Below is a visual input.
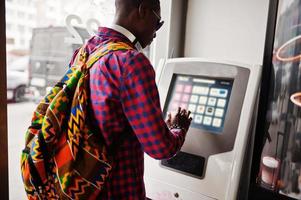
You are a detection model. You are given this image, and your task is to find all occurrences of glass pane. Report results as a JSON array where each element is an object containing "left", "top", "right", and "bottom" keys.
[
  {"left": 5, "top": 1, "right": 120, "bottom": 199},
  {"left": 257, "top": 1, "right": 301, "bottom": 199}
]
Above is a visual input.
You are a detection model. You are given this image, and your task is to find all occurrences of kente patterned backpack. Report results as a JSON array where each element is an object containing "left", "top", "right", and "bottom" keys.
[{"left": 20, "top": 41, "right": 132, "bottom": 199}]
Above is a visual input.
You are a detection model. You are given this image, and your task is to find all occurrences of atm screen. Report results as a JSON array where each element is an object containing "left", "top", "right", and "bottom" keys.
[{"left": 164, "top": 74, "right": 233, "bottom": 134}]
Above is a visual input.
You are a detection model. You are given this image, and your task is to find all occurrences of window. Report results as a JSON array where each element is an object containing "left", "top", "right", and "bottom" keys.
[
  {"left": 6, "top": 23, "right": 12, "bottom": 31},
  {"left": 5, "top": 1, "right": 155, "bottom": 198},
  {"left": 5, "top": 2, "right": 116, "bottom": 199},
  {"left": 17, "top": 25, "right": 25, "bottom": 32},
  {"left": 17, "top": 11, "right": 25, "bottom": 18},
  {"left": 20, "top": 38, "right": 25, "bottom": 45},
  {"left": 5, "top": 8, "right": 14, "bottom": 16}
]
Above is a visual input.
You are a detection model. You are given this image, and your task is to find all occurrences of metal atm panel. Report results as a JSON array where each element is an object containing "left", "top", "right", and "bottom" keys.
[{"left": 145, "top": 58, "right": 262, "bottom": 200}]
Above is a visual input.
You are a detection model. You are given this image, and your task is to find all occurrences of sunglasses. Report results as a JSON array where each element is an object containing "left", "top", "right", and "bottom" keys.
[
  {"left": 151, "top": 9, "right": 164, "bottom": 31},
  {"left": 136, "top": 0, "right": 164, "bottom": 31}
]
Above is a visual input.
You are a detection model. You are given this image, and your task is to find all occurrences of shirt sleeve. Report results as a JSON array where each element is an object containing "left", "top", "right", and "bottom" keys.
[{"left": 120, "top": 52, "right": 185, "bottom": 159}]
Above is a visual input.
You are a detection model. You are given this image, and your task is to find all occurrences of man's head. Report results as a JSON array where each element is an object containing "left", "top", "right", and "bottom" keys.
[{"left": 114, "top": 0, "right": 163, "bottom": 48}]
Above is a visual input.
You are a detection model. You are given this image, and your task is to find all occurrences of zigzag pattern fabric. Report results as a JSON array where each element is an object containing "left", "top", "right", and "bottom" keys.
[{"left": 21, "top": 42, "right": 133, "bottom": 199}]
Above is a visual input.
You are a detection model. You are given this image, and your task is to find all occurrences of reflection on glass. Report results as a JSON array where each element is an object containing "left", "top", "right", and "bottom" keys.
[
  {"left": 291, "top": 92, "right": 301, "bottom": 107},
  {"left": 258, "top": 0, "right": 301, "bottom": 199},
  {"left": 259, "top": 156, "right": 281, "bottom": 190},
  {"left": 5, "top": 1, "right": 116, "bottom": 199}
]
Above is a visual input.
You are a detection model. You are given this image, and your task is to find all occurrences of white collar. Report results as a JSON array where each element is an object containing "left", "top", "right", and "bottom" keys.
[{"left": 109, "top": 24, "right": 143, "bottom": 52}]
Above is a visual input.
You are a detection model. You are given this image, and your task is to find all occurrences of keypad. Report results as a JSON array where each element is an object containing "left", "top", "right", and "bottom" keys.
[{"left": 166, "top": 75, "right": 233, "bottom": 134}]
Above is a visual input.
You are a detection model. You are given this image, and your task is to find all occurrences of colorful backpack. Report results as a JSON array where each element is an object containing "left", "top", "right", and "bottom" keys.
[{"left": 20, "top": 41, "right": 132, "bottom": 199}]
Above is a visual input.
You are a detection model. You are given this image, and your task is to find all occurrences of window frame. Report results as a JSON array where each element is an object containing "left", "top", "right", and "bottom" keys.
[{"left": 0, "top": 0, "right": 9, "bottom": 199}]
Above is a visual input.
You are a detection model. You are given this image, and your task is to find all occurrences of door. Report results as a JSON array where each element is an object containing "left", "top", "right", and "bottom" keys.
[{"left": 252, "top": 0, "right": 301, "bottom": 199}]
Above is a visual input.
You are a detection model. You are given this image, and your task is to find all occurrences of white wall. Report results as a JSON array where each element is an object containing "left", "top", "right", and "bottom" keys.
[
  {"left": 150, "top": 0, "right": 173, "bottom": 69},
  {"left": 184, "top": 0, "right": 269, "bottom": 65},
  {"left": 151, "top": 0, "right": 187, "bottom": 69}
]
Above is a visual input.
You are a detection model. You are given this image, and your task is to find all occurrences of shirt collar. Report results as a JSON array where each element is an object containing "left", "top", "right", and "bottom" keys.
[{"left": 108, "top": 24, "right": 143, "bottom": 52}]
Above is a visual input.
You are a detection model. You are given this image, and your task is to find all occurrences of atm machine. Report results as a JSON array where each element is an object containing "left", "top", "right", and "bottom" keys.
[{"left": 144, "top": 58, "right": 262, "bottom": 200}]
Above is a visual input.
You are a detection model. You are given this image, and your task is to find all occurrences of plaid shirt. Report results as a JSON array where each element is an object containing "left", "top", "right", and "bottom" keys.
[{"left": 73, "top": 27, "right": 185, "bottom": 200}]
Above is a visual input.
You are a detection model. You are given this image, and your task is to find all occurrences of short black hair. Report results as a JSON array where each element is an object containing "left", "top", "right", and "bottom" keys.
[
  {"left": 136, "top": 0, "right": 160, "bottom": 7},
  {"left": 115, "top": 0, "right": 160, "bottom": 11}
]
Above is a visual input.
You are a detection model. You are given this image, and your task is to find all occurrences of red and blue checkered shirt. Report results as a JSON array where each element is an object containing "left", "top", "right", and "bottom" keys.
[{"left": 73, "top": 27, "right": 185, "bottom": 199}]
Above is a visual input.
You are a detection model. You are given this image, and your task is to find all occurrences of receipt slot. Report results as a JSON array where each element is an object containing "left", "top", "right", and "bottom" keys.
[{"left": 145, "top": 58, "right": 261, "bottom": 200}]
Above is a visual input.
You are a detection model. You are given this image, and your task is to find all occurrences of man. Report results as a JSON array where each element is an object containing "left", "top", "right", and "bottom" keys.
[{"left": 83, "top": 0, "right": 192, "bottom": 199}]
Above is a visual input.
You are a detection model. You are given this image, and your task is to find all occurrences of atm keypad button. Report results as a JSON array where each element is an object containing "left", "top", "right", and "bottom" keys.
[
  {"left": 180, "top": 103, "right": 188, "bottom": 109},
  {"left": 174, "top": 93, "right": 182, "bottom": 101},
  {"left": 190, "top": 95, "right": 199, "bottom": 103},
  {"left": 171, "top": 102, "right": 179, "bottom": 110},
  {"left": 203, "top": 117, "right": 212, "bottom": 125},
  {"left": 196, "top": 105, "right": 205, "bottom": 114},
  {"left": 212, "top": 118, "right": 222, "bottom": 127},
  {"left": 188, "top": 104, "right": 196, "bottom": 113},
  {"left": 217, "top": 99, "right": 226, "bottom": 107},
  {"left": 176, "top": 84, "right": 184, "bottom": 92},
  {"left": 207, "top": 97, "right": 217, "bottom": 106},
  {"left": 184, "top": 85, "right": 192, "bottom": 93},
  {"left": 218, "top": 89, "right": 228, "bottom": 97},
  {"left": 181, "top": 94, "right": 190, "bottom": 102},
  {"left": 205, "top": 107, "right": 214, "bottom": 116},
  {"left": 199, "top": 96, "right": 207, "bottom": 104},
  {"left": 215, "top": 108, "right": 224, "bottom": 117},
  {"left": 194, "top": 115, "right": 203, "bottom": 124},
  {"left": 210, "top": 88, "right": 228, "bottom": 98},
  {"left": 192, "top": 86, "right": 209, "bottom": 95}
]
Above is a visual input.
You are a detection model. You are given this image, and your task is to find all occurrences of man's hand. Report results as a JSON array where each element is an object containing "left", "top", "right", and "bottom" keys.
[{"left": 166, "top": 107, "right": 192, "bottom": 133}]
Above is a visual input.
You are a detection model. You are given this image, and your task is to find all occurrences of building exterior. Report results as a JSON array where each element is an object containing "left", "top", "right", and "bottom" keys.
[
  {"left": 6, "top": 0, "right": 38, "bottom": 53},
  {"left": 5, "top": 0, "right": 115, "bottom": 55}
]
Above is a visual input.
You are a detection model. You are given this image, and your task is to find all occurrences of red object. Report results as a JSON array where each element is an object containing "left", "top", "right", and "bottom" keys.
[
  {"left": 69, "top": 27, "right": 186, "bottom": 199},
  {"left": 290, "top": 92, "right": 301, "bottom": 107}
]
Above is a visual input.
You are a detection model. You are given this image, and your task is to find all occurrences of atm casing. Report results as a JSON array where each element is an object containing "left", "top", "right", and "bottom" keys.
[{"left": 145, "top": 58, "right": 262, "bottom": 200}]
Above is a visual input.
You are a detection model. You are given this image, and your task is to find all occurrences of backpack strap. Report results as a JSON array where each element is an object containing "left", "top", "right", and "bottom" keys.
[
  {"left": 84, "top": 41, "right": 133, "bottom": 69},
  {"left": 82, "top": 42, "right": 134, "bottom": 155},
  {"left": 59, "top": 42, "right": 133, "bottom": 85}
]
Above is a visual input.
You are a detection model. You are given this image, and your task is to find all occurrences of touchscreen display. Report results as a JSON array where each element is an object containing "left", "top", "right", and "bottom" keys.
[{"left": 164, "top": 74, "right": 233, "bottom": 134}]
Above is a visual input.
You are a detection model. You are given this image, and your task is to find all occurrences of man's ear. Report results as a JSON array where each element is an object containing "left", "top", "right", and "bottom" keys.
[{"left": 138, "top": 2, "right": 147, "bottom": 19}]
